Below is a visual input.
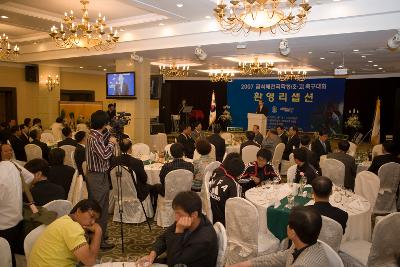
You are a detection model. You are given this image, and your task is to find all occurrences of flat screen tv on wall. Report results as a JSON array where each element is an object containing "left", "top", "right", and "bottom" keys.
[{"left": 106, "top": 72, "right": 136, "bottom": 99}]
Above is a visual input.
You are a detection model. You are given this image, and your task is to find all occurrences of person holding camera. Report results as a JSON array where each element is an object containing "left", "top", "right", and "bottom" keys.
[{"left": 86, "top": 110, "right": 117, "bottom": 250}]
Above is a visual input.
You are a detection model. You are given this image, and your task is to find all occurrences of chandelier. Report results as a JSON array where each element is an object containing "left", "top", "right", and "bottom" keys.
[
  {"left": 278, "top": 69, "right": 307, "bottom": 82},
  {"left": 214, "top": 0, "right": 312, "bottom": 34},
  {"left": 46, "top": 75, "right": 60, "bottom": 92},
  {"left": 159, "top": 64, "right": 190, "bottom": 78},
  {"left": 238, "top": 57, "right": 274, "bottom": 76},
  {"left": 49, "top": 0, "right": 119, "bottom": 50},
  {"left": 209, "top": 70, "right": 235, "bottom": 82},
  {"left": 0, "top": 33, "right": 20, "bottom": 61}
]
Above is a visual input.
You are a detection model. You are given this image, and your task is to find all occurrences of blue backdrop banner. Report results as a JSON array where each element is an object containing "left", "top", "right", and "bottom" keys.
[{"left": 227, "top": 78, "right": 346, "bottom": 133}]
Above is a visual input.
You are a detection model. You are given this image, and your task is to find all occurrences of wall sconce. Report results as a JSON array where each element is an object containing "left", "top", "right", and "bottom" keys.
[{"left": 46, "top": 75, "right": 59, "bottom": 92}]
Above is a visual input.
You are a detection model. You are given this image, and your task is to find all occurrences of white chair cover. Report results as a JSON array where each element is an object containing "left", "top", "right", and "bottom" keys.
[
  {"left": 280, "top": 152, "right": 296, "bottom": 176},
  {"left": 220, "top": 133, "right": 234, "bottom": 144},
  {"left": 371, "top": 144, "right": 383, "bottom": 160},
  {"left": 132, "top": 143, "right": 150, "bottom": 159},
  {"left": 214, "top": 222, "right": 228, "bottom": 267},
  {"left": 153, "top": 133, "right": 168, "bottom": 153},
  {"left": 51, "top": 123, "right": 63, "bottom": 141},
  {"left": 110, "top": 167, "right": 154, "bottom": 223},
  {"left": 241, "top": 145, "right": 260, "bottom": 165},
  {"left": 24, "top": 224, "right": 46, "bottom": 261},
  {"left": 319, "top": 216, "right": 343, "bottom": 252},
  {"left": 272, "top": 143, "right": 285, "bottom": 171},
  {"left": 82, "top": 161, "right": 87, "bottom": 176},
  {"left": 71, "top": 150, "right": 77, "bottom": 169},
  {"left": 319, "top": 240, "right": 344, "bottom": 267},
  {"left": 67, "top": 170, "right": 79, "bottom": 203},
  {"left": 60, "top": 145, "right": 76, "bottom": 169},
  {"left": 286, "top": 165, "right": 297, "bottom": 183},
  {"left": 40, "top": 132, "right": 55, "bottom": 144},
  {"left": 225, "top": 197, "right": 259, "bottom": 265},
  {"left": 155, "top": 169, "right": 193, "bottom": 227},
  {"left": 0, "top": 237, "right": 12, "bottom": 267},
  {"left": 200, "top": 161, "right": 220, "bottom": 222},
  {"left": 193, "top": 144, "right": 216, "bottom": 161},
  {"left": 320, "top": 154, "right": 327, "bottom": 163},
  {"left": 76, "top": 123, "right": 89, "bottom": 133},
  {"left": 321, "top": 158, "right": 345, "bottom": 186},
  {"left": 43, "top": 200, "right": 73, "bottom": 218},
  {"left": 347, "top": 142, "right": 357, "bottom": 157},
  {"left": 24, "top": 144, "right": 42, "bottom": 161},
  {"left": 374, "top": 162, "right": 400, "bottom": 214},
  {"left": 164, "top": 144, "right": 172, "bottom": 155},
  {"left": 340, "top": 212, "right": 400, "bottom": 267},
  {"left": 72, "top": 174, "right": 84, "bottom": 206}
]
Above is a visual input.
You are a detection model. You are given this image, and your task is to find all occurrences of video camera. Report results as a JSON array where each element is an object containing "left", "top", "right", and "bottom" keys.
[{"left": 110, "top": 111, "right": 131, "bottom": 139}]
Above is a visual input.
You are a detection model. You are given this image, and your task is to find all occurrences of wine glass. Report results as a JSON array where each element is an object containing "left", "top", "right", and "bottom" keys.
[{"left": 286, "top": 194, "right": 295, "bottom": 209}]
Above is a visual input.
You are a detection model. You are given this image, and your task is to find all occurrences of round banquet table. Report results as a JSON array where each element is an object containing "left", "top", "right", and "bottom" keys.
[
  {"left": 225, "top": 144, "right": 240, "bottom": 154},
  {"left": 94, "top": 263, "right": 167, "bottom": 267},
  {"left": 245, "top": 183, "right": 371, "bottom": 243},
  {"left": 143, "top": 158, "right": 194, "bottom": 185}
]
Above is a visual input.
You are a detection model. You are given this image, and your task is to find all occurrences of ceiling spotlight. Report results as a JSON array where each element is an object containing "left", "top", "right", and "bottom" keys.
[
  {"left": 98, "top": 65, "right": 102, "bottom": 68},
  {"left": 378, "top": 67, "right": 383, "bottom": 70},
  {"left": 130, "top": 52, "right": 143, "bottom": 63},
  {"left": 320, "top": 57, "right": 325, "bottom": 60},
  {"left": 279, "top": 39, "right": 290, "bottom": 56},
  {"left": 103, "top": 68, "right": 107, "bottom": 71},
  {"left": 205, "top": 16, "right": 211, "bottom": 19},
  {"left": 387, "top": 30, "right": 400, "bottom": 50},
  {"left": 79, "top": 66, "right": 84, "bottom": 69},
  {"left": 177, "top": 3, "right": 183, "bottom": 7},
  {"left": 159, "top": 23, "right": 165, "bottom": 26},
  {"left": 373, "top": 64, "right": 378, "bottom": 67},
  {"left": 353, "top": 49, "right": 359, "bottom": 52},
  {"left": 195, "top": 46, "right": 207, "bottom": 61},
  {"left": 308, "top": 51, "right": 313, "bottom": 54},
  {"left": 0, "top": 15, "right": 8, "bottom": 19},
  {"left": 368, "top": 60, "right": 373, "bottom": 63},
  {"left": 361, "top": 55, "right": 366, "bottom": 58}
]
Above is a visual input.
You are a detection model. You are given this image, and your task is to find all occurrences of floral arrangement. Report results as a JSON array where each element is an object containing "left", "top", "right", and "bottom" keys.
[{"left": 345, "top": 114, "right": 362, "bottom": 129}]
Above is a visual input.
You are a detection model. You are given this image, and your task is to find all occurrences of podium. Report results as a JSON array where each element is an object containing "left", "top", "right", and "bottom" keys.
[{"left": 247, "top": 113, "right": 267, "bottom": 134}]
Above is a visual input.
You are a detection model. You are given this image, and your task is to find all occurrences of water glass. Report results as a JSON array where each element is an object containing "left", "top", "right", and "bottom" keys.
[
  {"left": 287, "top": 194, "right": 295, "bottom": 209},
  {"left": 333, "top": 193, "right": 342, "bottom": 203}
]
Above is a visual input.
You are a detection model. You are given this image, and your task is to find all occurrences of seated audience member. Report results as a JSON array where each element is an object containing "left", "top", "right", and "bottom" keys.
[
  {"left": 29, "top": 118, "right": 42, "bottom": 134},
  {"left": 51, "top": 117, "right": 64, "bottom": 141},
  {"left": 30, "top": 129, "right": 50, "bottom": 161},
  {"left": 0, "top": 161, "right": 33, "bottom": 267},
  {"left": 312, "top": 176, "right": 348, "bottom": 233},
  {"left": 191, "top": 121, "right": 205, "bottom": 141},
  {"left": 283, "top": 126, "right": 300, "bottom": 160},
  {"left": 300, "top": 135, "right": 320, "bottom": 173},
  {"left": 237, "top": 149, "right": 279, "bottom": 192},
  {"left": 177, "top": 124, "right": 196, "bottom": 159},
  {"left": 25, "top": 158, "right": 66, "bottom": 206},
  {"left": 368, "top": 141, "right": 400, "bottom": 174},
  {"left": 58, "top": 127, "right": 78, "bottom": 147},
  {"left": 277, "top": 125, "right": 288, "bottom": 144},
  {"left": 227, "top": 206, "right": 329, "bottom": 267},
  {"left": 262, "top": 129, "right": 281, "bottom": 155},
  {"left": 20, "top": 123, "right": 30, "bottom": 144},
  {"left": 155, "top": 143, "right": 194, "bottom": 197},
  {"left": 209, "top": 153, "right": 245, "bottom": 225},
  {"left": 293, "top": 148, "right": 319, "bottom": 184},
  {"left": 138, "top": 192, "right": 218, "bottom": 267},
  {"left": 192, "top": 139, "right": 213, "bottom": 192},
  {"left": 208, "top": 124, "right": 225, "bottom": 162},
  {"left": 110, "top": 138, "right": 150, "bottom": 202},
  {"left": 327, "top": 140, "right": 357, "bottom": 190},
  {"left": 23, "top": 117, "right": 32, "bottom": 128},
  {"left": 47, "top": 148, "right": 76, "bottom": 194},
  {"left": 28, "top": 199, "right": 103, "bottom": 267},
  {"left": 240, "top": 131, "right": 260, "bottom": 155},
  {"left": 253, "top": 125, "right": 264, "bottom": 146},
  {"left": 8, "top": 125, "right": 27, "bottom": 161},
  {"left": 0, "top": 122, "right": 9, "bottom": 144},
  {"left": 1, "top": 143, "right": 34, "bottom": 182},
  {"left": 74, "top": 131, "right": 87, "bottom": 176},
  {"left": 311, "top": 129, "right": 332, "bottom": 161}
]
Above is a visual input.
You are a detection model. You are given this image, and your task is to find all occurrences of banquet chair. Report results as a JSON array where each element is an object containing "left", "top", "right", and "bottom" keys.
[
  {"left": 110, "top": 166, "right": 154, "bottom": 223},
  {"left": 164, "top": 143, "right": 172, "bottom": 155},
  {"left": 76, "top": 123, "right": 89, "bottom": 133},
  {"left": 193, "top": 144, "right": 216, "bottom": 161},
  {"left": 242, "top": 145, "right": 260, "bottom": 165},
  {"left": 82, "top": 161, "right": 87, "bottom": 176},
  {"left": 43, "top": 199, "right": 73, "bottom": 218},
  {"left": 339, "top": 212, "right": 400, "bottom": 267},
  {"left": 286, "top": 165, "right": 297, "bottom": 183},
  {"left": 371, "top": 144, "right": 383, "bottom": 160},
  {"left": 71, "top": 174, "right": 85, "bottom": 206},
  {"left": 214, "top": 222, "right": 228, "bottom": 267},
  {"left": 24, "top": 225, "right": 47, "bottom": 261},
  {"left": 220, "top": 132, "right": 234, "bottom": 144},
  {"left": 280, "top": 151, "right": 296, "bottom": 176},
  {"left": 24, "top": 144, "right": 42, "bottom": 161},
  {"left": 60, "top": 145, "right": 76, "bottom": 168},
  {"left": 40, "top": 132, "right": 55, "bottom": 144},
  {"left": 155, "top": 169, "right": 193, "bottom": 227},
  {"left": 157, "top": 133, "right": 168, "bottom": 152},
  {"left": 200, "top": 161, "right": 221, "bottom": 222},
  {"left": 132, "top": 143, "right": 150, "bottom": 159},
  {"left": 0, "top": 237, "right": 12, "bottom": 267},
  {"left": 347, "top": 142, "right": 357, "bottom": 157},
  {"left": 70, "top": 150, "right": 77, "bottom": 169},
  {"left": 272, "top": 143, "right": 285, "bottom": 173},
  {"left": 319, "top": 216, "right": 343, "bottom": 252},
  {"left": 67, "top": 170, "right": 79, "bottom": 203},
  {"left": 320, "top": 154, "right": 327, "bottom": 163},
  {"left": 319, "top": 240, "right": 344, "bottom": 267},
  {"left": 374, "top": 162, "right": 400, "bottom": 214},
  {"left": 320, "top": 158, "right": 345, "bottom": 186}
]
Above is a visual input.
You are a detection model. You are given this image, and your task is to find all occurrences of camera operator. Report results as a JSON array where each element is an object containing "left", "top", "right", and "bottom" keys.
[{"left": 86, "top": 110, "right": 117, "bottom": 250}]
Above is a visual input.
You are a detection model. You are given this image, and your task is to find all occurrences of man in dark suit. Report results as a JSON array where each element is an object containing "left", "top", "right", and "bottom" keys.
[
  {"left": 282, "top": 126, "right": 300, "bottom": 160},
  {"left": 240, "top": 131, "right": 260, "bottom": 155},
  {"left": 368, "top": 141, "right": 400, "bottom": 174},
  {"left": 293, "top": 148, "right": 319, "bottom": 184},
  {"left": 74, "top": 131, "right": 87, "bottom": 176},
  {"left": 312, "top": 176, "right": 348, "bottom": 233},
  {"left": 276, "top": 125, "right": 288, "bottom": 145},
  {"left": 20, "top": 124, "right": 30, "bottom": 144},
  {"left": 300, "top": 135, "right": 320, "bottom": 173},
  {"left": 106, "top": 103, "right": 116, "bottom": 122},
  {"left": 252, "top": 125, "right": 264, "bottom": 146},
  {"left": 8, "top": 125, "right": 27, "bottom": 161},
  {"left": 327, "top": 140, "right": 357, "bottom": 190},
  {"left": 255, "top": 99, "right": 268, "bottom": 116},
  {"left": 47, "top": 148, "right": 76, "bottom": 195},
  {"left": 208, "top": 124, "right": 225, "bottom": 162},
  {"left": 176, "top": 124, "right": 195, "bottom": 159},
  {"left": 25, "top": 158, "right": 66, "bottom": 206},
  {"left": 29, "top": 129, "right": 50, "bottom": 161},
  {"left": 311, "top": 129, "right": 332, "bottom": 161},
  {"left": 154, "top": 143, "right": 194, "bottom": 197},
  {"left": 57, "top": 127, "right": 78, "bottom": 147}
]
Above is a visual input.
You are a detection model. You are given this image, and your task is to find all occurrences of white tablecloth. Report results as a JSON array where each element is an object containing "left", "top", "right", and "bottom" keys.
[
  {"left": 144, "top": 158, "right": 193, "bottom": 185},
  {"left": 225, "top": 144, "right": 240, "bottom": 154},
  {"left": 357, "top": 161, "right": 372, "bottom": 174},
  {"left": 245, "top": 183, "right": 371, "bottom": 243},
  {"left": 95, "top": 262, "right": 167, "bottom": 267}
]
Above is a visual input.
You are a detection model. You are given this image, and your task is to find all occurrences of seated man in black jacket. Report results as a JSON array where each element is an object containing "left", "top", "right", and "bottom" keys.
[
  {"left": 368, "top": 141, "right": 400, "bottom": 174},
  {"left": 300, "top": 135, "right": 320, "bottom": 173},
  {"left": 74, "top": 131, "right": 87, "bottom": 176},
  {"left": 8, "top": 125, "right": 27, "bottom": 161},
  {"left": 57, "top": 127, "right": 78, "bottom": 147},
  {"left": 282, "top": 126, "right": 300, "bottom": 160},
  {"left": 176, "top": 124, "right": 195, "bottom": 159},
  {"left": 137, "top": 191, "right": 218, "bottom": 267},
  {"left": 293, "top": 148, "right": 319, "bottom": 184},
  {"left": 29, "top": 129, "right": 50, "bottom": 161},
  {"left": 208, "top": 124, "right": 226, "bottom": 162},
  {"left": 312, "top": 176, "right": 348, "bottom": 233},
  {"left": 240, "top": 131, "right": 260, "bottom": 155},
  {"left": 110, "top": 138, "right": 150, "bottom": 202},
  {"left": 47, "top": 148, "right": 76, "bottom": 195}
]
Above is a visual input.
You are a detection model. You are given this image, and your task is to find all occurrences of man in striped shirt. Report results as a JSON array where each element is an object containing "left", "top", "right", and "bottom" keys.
[{"left": 86, "top": 110, "right": 116, "bottom": 250}]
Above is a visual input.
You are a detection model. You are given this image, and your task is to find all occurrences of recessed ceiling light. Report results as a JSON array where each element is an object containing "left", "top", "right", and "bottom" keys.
[
  {"left": 378, "top": 67, "right": 383, "bottom": 70},
  {"left": 103, "top": 68, "right": 107, "bottom": 71},
  {"left": 1, "top": 15, "right": 8, "bottom": 19},
  {"left": 176, "top": 3, "right": 183, "bottom": 7},
  {"left": 98, "top": 65, "right": 102, "bottom": 68},
  {"left": 353, "top": 49, "right": 359, "bottom": 52},
  {"left": 308, "top": 51, "right": 313, "bottom": 54},
  {"left": 333, "top": 0, "right": 341, "bottom": 2},
  {"left": 119, "top": 28, "right": 125, "bottom": 32},
  {"left": 205, "top": 16, "right": 211, "bottom": 19},
  {"left": 79, "top": 66, "right": 84, "bottom": 69},
  {"left": 320, "top": 57, "right": 325, "bottom": 60},
  {"left": 373, "top": 64, "right": 378, "bottom": 67},
  {"left": 368, "top": 60, "right": 373, "bottom": 63},
  {"left": 361, "top": 55, "right": 366, "bottom": 58},
  {"left": 159, "top": 23, "right": 165, "bottom": 26}
]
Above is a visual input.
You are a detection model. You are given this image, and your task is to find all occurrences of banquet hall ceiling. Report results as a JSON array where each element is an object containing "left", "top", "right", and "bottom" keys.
[{"left": 0, "top": 0, "right": 399, "bottom": 77}]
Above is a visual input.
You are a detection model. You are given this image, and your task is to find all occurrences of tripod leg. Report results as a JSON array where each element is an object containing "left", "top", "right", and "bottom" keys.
[{"left": 139, "top": 200, "right": 152, "bottom": 231}]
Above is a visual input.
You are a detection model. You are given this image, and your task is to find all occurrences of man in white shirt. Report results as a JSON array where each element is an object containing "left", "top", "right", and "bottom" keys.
[
  {"left": 1, "top": 143, "right": 34, "bottom": 182},
  {"left": 0, "top": 161, "right": 34, "bottom": 266}
]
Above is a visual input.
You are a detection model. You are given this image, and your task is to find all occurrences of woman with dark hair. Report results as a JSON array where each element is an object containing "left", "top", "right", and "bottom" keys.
[
  {"left": 47, "top": 148, "right": 76, "bottom": 194},
  {"left": 192, "top": 139, "right": 213, "bottom": 192}
]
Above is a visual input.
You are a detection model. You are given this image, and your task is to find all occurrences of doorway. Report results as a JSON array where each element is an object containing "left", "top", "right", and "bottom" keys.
[{"left": 0, "top": 87, "right": 17, "bottom": 123}]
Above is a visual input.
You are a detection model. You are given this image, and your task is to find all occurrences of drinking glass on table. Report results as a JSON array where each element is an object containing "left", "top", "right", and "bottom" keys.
[{"left": 286, "top": 193, "right": 295, "bottom": 209}]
